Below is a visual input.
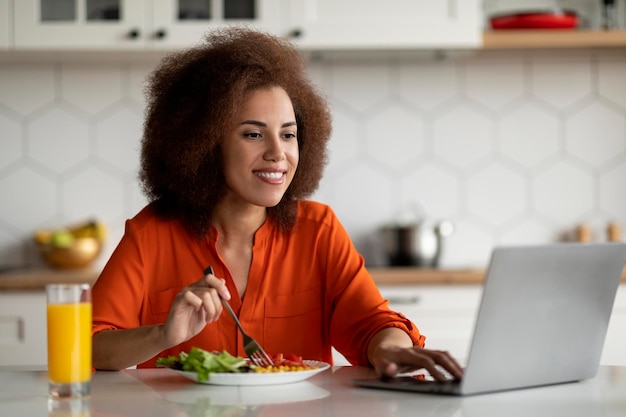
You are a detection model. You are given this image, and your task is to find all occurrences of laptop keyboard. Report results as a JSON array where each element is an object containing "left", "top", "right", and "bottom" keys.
[
  {"left": 400, "top": 365, "right": 455, "bottom": 382},
  {"left": 370, "top": 375, "right": 461, "bottom": 395},
  {"left": 434, "top": 365, "right": 455, "bottom": 381}
]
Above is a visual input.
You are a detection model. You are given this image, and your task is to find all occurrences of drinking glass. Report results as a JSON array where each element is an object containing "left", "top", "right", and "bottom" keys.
[
  {"left": 48, "top": 397, "right": 91, "bottom": 417},
  {"left": 46, "top": 283, "right": 92, "bottom": 398}
]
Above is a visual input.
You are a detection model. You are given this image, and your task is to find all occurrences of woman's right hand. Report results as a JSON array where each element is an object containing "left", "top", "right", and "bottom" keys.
[{"left": 161, "top": 269, "right": 231, "bottom": 347}]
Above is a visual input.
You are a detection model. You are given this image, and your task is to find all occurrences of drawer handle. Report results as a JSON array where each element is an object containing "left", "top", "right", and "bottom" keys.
[
  {"left": 287, "top": 28, "right": 303, "bottom": 39},
  {"left": 154, "top": 29, "right": 167, "bottom": 40},
  {"left": 127, "top": 28, "right": 141, "bottom": 39},
  {"left": 386, "top": 296, "right": 420, "bottom": 305}
]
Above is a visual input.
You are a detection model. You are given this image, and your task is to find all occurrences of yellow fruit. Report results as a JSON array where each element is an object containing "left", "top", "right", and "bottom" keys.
[
  {"left": 69, "top": 221, "right": 93, "bottom": 238},
  {"left": 69, "top": 219, "right": 107, "bottom": 242},
  {"left": 94, "top": 222, "right": 107, "bottom": 242},
  {"left": 34, "top": 230, "right": 52, "bottom": 245}
]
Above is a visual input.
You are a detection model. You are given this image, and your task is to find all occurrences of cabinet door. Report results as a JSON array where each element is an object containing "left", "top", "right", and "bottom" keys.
[
  {"left": 150, "top": 0, "right": 283, "bottom": 49},
  {"left": 0, "top": 0, "right": 10, "bottom": 50},
  {"left": 287, "top": 0, "right": 481, "bottom": 50},
  {"left": 0, "top": 292, "right": 47, "bottom": 367},
  {"left": 602, "top": 285, "right": 626, "bottom": 366},
  {"left": 14, "top": 0, "right": 148, "bottom": 50}
]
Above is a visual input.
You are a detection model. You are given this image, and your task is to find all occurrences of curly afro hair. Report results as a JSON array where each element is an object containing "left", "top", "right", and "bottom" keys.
[{"left": 140, "top": 27, "right": 332, "bottom": 236}]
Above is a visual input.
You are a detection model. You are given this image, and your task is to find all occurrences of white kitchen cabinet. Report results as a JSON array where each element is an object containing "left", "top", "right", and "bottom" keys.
[
  {"left": 602, "top": 285, "right": 626, "bottom": 366},
  {"left": 13, "top": 0, "right": 282, "bottom": 50},
  {"left": 0, "top": 0, "right": 10, "bottom": 50},
  {"left": 10, "top": 0, "right": 483, "bottom": 51},
  {"left": 286, "top": 0, "right": 482, "bottom": 50},
  {"left": 151, "top": 0, "right": 282, "bottom": 49},
  {"left": 0, "top": 291, "right": 47, "bottom": 368}
]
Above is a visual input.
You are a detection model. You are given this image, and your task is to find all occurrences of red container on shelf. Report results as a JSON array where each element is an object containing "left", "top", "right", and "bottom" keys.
[{"left": 490, "top": 9, "right": 579, "bottom": 30}]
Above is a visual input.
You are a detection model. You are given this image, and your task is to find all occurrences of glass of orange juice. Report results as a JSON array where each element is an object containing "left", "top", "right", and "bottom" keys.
[{"left": 46, "top": 284, "right": 92, "bottom": 398}]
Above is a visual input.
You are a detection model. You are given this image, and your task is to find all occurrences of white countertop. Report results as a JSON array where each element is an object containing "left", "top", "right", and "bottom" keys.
[{"left": 1, "top": 365, "right": 625, "bottom": 416}]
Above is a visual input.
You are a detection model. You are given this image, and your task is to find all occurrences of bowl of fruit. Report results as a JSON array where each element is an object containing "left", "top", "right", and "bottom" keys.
[{"left": 34, "top": 220, "right": 107, "bottom": 269}]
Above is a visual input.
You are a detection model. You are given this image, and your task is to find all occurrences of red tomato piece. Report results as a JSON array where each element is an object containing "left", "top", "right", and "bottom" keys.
[
  {"left": 272, "top": 353, "right": 284, "bottom": 365},
  {"left": 285, "top": 353, "right": 302, "bottom": 363},
  {"left": 271, "top": 353, "right": 305, "bottom": 367}
]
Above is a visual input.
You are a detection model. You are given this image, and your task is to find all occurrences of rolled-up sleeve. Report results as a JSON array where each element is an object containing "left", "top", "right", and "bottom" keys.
[{"left": 322, "top": 210, "right": 425, "bottom": 366}]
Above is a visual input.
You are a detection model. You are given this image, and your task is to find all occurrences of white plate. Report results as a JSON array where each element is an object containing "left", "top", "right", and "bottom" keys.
[
  {"left": 164, "top": 381, "right": 330, "bottom": 406},
  {"left": 174, "top": 360, "right": 330, "bottom": 386}
]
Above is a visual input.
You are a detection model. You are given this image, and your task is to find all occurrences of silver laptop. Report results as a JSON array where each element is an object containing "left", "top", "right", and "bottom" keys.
[{"left": 354, "top": 242, "right": 626, "bottom": 396}]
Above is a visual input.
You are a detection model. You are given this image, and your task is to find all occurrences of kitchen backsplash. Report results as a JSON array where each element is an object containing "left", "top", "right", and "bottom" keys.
[{"left": 1, "top": 47, "right": 625, "bottom": 270}]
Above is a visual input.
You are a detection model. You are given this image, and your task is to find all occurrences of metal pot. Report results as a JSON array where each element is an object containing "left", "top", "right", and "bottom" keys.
[{"left": 382, "top": 220, "right": 454, "bottom": 267}]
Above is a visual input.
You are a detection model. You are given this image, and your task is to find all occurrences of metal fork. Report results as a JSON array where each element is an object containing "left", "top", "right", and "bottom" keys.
[{"left": 204, "top": 266, "right": 275, "bottom": 367}]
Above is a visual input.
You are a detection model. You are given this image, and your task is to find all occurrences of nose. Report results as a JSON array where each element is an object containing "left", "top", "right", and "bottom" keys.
[{"left": 263, "top": 134, "right": 286, "bottom": 162}]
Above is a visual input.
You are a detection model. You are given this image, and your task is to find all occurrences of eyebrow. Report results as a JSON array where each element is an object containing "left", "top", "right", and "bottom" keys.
[{"left": 240, "top": 120, "right": 297, "bottom": 128}]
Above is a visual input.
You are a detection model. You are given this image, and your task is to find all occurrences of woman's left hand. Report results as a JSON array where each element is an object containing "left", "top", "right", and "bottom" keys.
[
  {"left": 368, "top": 328, "right": 464, "bottom": 381},
  {"left": 371, "top": 345, "right": 464, "bottom": 381}
]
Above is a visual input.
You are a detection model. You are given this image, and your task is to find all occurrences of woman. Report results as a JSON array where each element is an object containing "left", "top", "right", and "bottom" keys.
[{"left": 91, "top": 27, "right": 463, "bottom": 381}]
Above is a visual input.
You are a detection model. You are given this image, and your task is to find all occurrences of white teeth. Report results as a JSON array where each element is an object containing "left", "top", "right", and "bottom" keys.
[{"left": 256, "top": 171, "right": 283, "bottom": 179}]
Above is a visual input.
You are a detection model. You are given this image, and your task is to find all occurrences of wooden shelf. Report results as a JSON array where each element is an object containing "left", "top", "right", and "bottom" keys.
[
  {"left": 1, "top": 264, "right": 624, "bottom": 290},
  {"left": 369, "top": 268, "right": 485, "bottom": 286},
  {"left": 0, "top": 268, "right": 99, "bottom": 291},
  {"left": 369, "top": 263, "right": 626, "bottom": 286},
  {"left": 482, "top": 29, "right": 626, "bottom": 49}
]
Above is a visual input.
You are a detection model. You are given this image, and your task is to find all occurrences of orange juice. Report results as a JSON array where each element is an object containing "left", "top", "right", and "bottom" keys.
[{"left": 47, "top": 302, "right": 92, "bottom": 383}]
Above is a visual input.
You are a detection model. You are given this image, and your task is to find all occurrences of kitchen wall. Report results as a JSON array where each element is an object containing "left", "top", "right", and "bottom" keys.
[{"left": 1, "top": 47, "right": 625, "bottom": 270}]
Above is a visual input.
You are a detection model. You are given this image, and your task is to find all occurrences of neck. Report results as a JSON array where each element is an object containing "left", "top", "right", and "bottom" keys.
[
  {"left": 211, "top": 201, "right": 266, "bottom": 298},
  {"left": 212, "top": 201, "right": 267, "bottom": 244}
]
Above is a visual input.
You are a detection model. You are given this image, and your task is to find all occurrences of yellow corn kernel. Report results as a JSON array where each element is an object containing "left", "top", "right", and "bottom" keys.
[{"left": 252, "top": 363, "right": 317, "bottom": 373}]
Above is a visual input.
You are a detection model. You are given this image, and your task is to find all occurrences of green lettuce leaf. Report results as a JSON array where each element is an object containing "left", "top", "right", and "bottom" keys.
[{"left": 156, "top": 347, "right": 249, "bottom": 382}]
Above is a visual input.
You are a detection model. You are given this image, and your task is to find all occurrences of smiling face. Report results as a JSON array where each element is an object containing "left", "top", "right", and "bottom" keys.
[{"left": 221, "top": 86, "right": 299, "bottom": 209}]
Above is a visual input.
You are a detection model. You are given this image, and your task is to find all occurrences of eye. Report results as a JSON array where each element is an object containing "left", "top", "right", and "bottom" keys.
[
  {"left": 244, "top": 132, "right": 263, "bottom": 139},
  {"left": 283, "top": 131, "right": 297, "bottom": 140}
]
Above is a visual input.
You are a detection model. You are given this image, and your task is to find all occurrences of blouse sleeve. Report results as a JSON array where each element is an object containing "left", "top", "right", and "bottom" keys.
[
  {"left": 322, "top": 209, "right": 425, "bottom": 366},
  {"left": 91, "top": 218, "right": 146, "bottom": 335}
]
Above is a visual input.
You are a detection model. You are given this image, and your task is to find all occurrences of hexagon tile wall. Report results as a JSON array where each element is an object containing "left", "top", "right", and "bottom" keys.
[{"left": 1, "top": 49, "right": 625, "bottom": 271}]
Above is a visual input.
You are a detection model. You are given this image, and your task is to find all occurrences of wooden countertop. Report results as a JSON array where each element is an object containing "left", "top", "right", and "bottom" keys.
[
  {"left": 0, "top": 267, "right": 485, "bottom": 290},
  {"left": 368, "top": 267, "right": 486, "bottom": 285},
  {"left": 1, "top": 264, "right": 624, "bottom": 291},
  {"left": 369, "top": 263, "right": 626, "bottom": 286},
  {"left": 482, "top": 29, "right": 626, "bottom": 49},
  {"left": 0, "top": 268, "right": 99, "bottom": 291}
]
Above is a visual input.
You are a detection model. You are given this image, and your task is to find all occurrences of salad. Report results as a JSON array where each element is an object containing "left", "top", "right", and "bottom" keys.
[{"left": 156, "top": 347, "right": 316, "bottom": 382}]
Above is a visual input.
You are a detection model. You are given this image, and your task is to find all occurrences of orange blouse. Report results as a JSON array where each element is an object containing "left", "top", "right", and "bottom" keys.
[{"left": 92, "top": 200, "right": 425, "bottom": 368}]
